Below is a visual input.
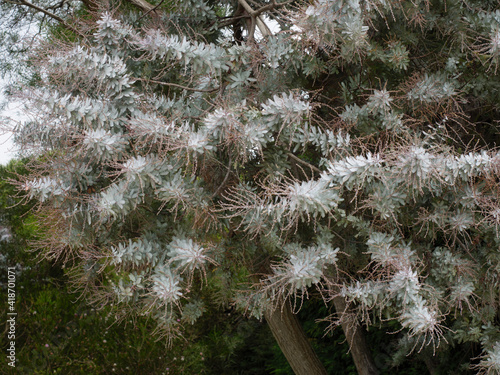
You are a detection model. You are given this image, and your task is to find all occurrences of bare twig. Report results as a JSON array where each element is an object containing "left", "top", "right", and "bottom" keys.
[
  {"left": 12, "top": 0, "right": 84, "bottom": 37},
  {"left": 237, "top": 0, "right": 272, "bottom": 40},
  {"left": 135, "top": 77, "right": 220, "bottom": 93},
  {"left": 252, "top": 0, "right": 293, "bottom": 18},
  {"left": 217, "top": 0, "right": 291, "bottom": 40},
  {"left": 137, "top": 0, "right": 164, "bottom": 20},
  {"left": 126, "top": 0, "right": 157, "bottom": 13},
  {"left": 217, "top": 14, "right": 248, "bottom": 29},
  {"left": 47, "top": 0, "right": 68, "bottom": 11},
  {"left": 287, "top": 152, "right": 322, "bottom": 174},
  {"left": 213, "top": 154, "right": 233, "bottom": 198}
]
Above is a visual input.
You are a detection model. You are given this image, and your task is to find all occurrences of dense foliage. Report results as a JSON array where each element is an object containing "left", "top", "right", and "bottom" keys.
[
  {"left": 4, "top": 0, "right": 500, "bottom": 373},
  {"left": 0, "top": 160, "right": 286, "bottom": 374}
]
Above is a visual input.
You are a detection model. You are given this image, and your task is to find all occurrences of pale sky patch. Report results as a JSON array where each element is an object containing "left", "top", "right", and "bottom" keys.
[{"left": 0, "top": 81, "right": 22, "bottom": 166}]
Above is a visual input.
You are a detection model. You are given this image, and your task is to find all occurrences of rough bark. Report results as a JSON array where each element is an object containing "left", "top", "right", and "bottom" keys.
[
  {"left": 264, "top": 301, "right": 328, "bottom": 375},
  {"left": 332, "top": 295, "right": 379, "bottom": 375}
]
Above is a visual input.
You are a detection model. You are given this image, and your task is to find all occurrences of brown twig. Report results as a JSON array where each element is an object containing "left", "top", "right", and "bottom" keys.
[
  {"left": 287, "top": 152, "right": 322, "bottom": 174},
  {"left": 10, "top": 0, "right": 84, "bottom": 37},
  {"left": 213, "top": 154, "right": 233, "bottom": 198},
  {"left": 135, "top": 77, "right": 220, "bottom": 93},
  {"left": 137, "top": 0, "right": 164, "bottom": 20}
]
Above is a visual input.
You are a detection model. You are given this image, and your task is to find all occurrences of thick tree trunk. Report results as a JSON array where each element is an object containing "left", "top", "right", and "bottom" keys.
[
  {"left": 264, "top": 301, "right": 328, "bottom": 375},
  {"left": 332, "top": 295, "right": 379, "bottom": 375}
]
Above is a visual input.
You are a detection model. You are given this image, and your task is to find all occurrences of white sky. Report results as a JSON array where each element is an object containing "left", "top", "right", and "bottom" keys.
[
  {"left": 0, "top": 131, "right": 17, "bottom": 166},
  {"left": 0, "top": 88, "right": 21, "bottom": 166}
]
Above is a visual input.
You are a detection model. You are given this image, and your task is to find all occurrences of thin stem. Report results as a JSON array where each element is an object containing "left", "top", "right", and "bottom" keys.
[
  {"left": 125, "top": 0, "right": 157, "bottom": 12},
  {"left": 287, "top": 153, "right": 322, "bottom": 174},
  {"left": 237, "top": 0, "right": 272, "bottom": 38},
  {"left": 137, "top": 0, "right": 164, "bottom": 20},
  {"left": 11, "top": 0, "right": 84, "bottom": 37},
  {"left": 135, "top": 78, "right": 220, "bottom": 93},
  {"left": 213, "top": 154, "right": 233, "bottom": 198}
]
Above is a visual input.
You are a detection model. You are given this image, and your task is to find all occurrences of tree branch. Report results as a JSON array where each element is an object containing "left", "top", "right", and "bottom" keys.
[
  {"left": 237, "top": 0, "right": 272, "bottom": 39},
  {"left": 213, "top": 154, "right": 233, "bottom": 198},
  {"left": 287, "top": 153, "right": 322, "bottom": 174},
  {"left": 134, "top": 77, "right": 220, "bottom": 93},
  {"left": 137, "top": 0, "right": 164, "bottom": 20},
  {"left": 47, "top": 0, "right": 68, "bottom": 11},
  {"left": 217, "top": 13, "right": 249, "bottom": 28},
  {"left": 13, "top": 0, "right": 84, "bottom": 37},
  {"left": 251, "top": 0, "right": 293, "bottom": 18},
  {"left": 216, "top": 0, "right": 291, "bottom": 39},
  {"left": 125, "top": 0, "right": 156, "bottom": 13}
]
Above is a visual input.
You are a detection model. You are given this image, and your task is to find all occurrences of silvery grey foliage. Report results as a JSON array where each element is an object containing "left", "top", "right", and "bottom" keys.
[{"left": 9, "top": 0, "right": 500, "bottom": 371}]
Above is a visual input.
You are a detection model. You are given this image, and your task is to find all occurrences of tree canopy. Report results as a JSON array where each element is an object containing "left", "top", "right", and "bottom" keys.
[{"left": 4, "top": 0, "right": 500, "bottom": 373}]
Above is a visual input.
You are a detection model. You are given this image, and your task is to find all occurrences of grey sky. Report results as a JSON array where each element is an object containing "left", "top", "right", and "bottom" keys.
[{"left": 0, "top": 89, "right": 20, "bottom": 165}]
